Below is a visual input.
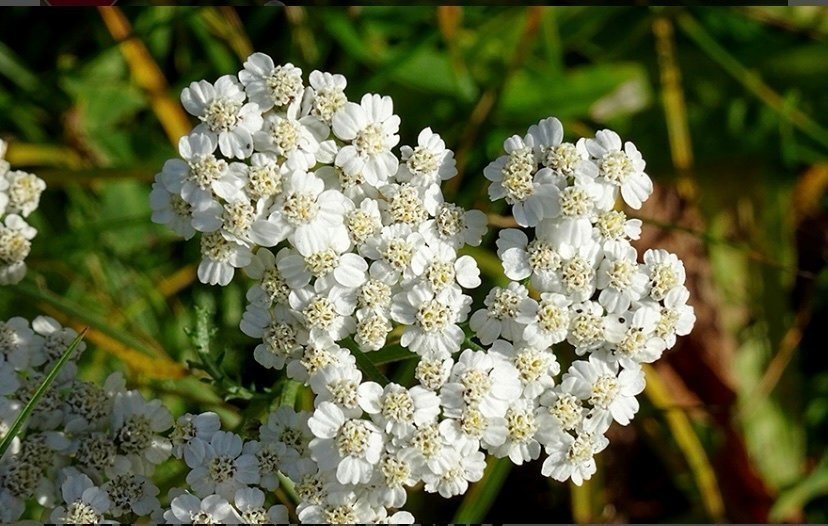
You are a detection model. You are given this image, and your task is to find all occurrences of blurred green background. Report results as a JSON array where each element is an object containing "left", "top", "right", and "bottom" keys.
[{"left": 2, "top": 5, "right": 828, "bottom": 523}]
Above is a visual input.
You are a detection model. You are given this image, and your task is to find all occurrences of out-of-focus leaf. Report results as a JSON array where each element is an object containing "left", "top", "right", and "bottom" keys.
[
  {"left": 499, "top": 62, "right": 649, "bottom": 122},
  {"left": 0, "top": 41, "right": 38, "bottom": 92},
  {"left": 387, "top": 47, "right": 477, "bottom": 101},
  {"left": 770, "top": 454, "right": 828, "bottom": 521},
  {"left": 735, "top": 328, "right": 805, "bottom": 489}
]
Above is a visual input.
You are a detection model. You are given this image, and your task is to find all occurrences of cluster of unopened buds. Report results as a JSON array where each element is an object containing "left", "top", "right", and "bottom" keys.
[
  {"left": 0, "top": 51, "right": 695, "bottom": 525},
  {"left": 0, "top": 139, "right": 45, "bottom": 285}
]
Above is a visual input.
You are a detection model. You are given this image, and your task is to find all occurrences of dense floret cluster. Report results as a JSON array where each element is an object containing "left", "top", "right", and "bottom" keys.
[
  {"left": 0, "top": 139, "right": 45, "bottom": 285},
  {"left": 0, "top": 52, "right": 695, "bottom": 524}
]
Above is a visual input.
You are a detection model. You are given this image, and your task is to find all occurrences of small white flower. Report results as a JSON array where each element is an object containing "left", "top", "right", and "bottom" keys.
[
  {"left": 306, "top": 69, "right": 348, "bottom": 123},
  {"left": 561, "top": 355, "right": 644, "bottom": 433},
  {"left": 289, "top": 285, "right": 356, "bottom": 343},
  {"left": 343, "top": 197, "right": 383, "bottom": 248},
  {"left": 297, "top": 489, "right": 378, "bottom": 524},
  {"left": 469, "top": 282, "right": 531, "bottom": 345},
  {"left": 0, "top": 316, "right": 40, "bottom": 370},
  {"left": 414, "top": 356, "right": 453, "bottom": 392},
  {"left": 364, "top": 450, "right": 418, "bottom": 508},
  {"left": 398, "top": 422, "right": 454, "bottom": 478},
  {"left": 254, "top": 103, "right": 328, "bottom": 171},
  {"left": 160, "top": 133, "right": 246, "bottom": 208},
  {"left": 536, "top": 389, "right": 586, "bottom": 446},
  {"left": 170, "top": 412, "right": 222, "bottom": 460},
  {"left": 544, "top": 173, "right": 605, "bottom": 247},
  {"left": 517, "top": 292, "right": 571, "bottom": 350},
  {"left": 363, "top": 224, "right": 425, "bottom": 283},
  {"left": 242, "top": 247, "right": 292, "bottom": 309},
  {"left": 164, "top": 492, "right": 242, "bottom": 524},
  {"left": 278, "top": 229, "right": 366, "bottom": 291},
  {"left": 567, "top": 300, "right": 607, "bottom": 355},
  {"left": 234, "top": 487, "right": 289, "bottom": 524},
  {"left": 244, "top": 152, "right": 286, "bottom": 202},
  {"left": 549, "top": 240, "right": 602, "bottom": 303},
  {"left": 440, "top": 349, "right": 522, "bottom": 419},
  {"left": 526, "top": 117, "right": 586, "bottom": 179},
  {"left": 184, "top": 430, "right": 260, "bottom": 499},
  {"left": 420, "top": 202, "right": 487, "bottom": 250},
  {"left": 3, "top": 169, "right": 46, "bottom": 217},
  {"left": 259, "top": 406, "right": 314, "bottom": 461},
  {"left": 310, "top": 363, "right": 364, "bottom": 418},
  {"left": 308, "top": 401, "right": 384, "bottom": 485},
  {"left": 243, "top": 308, "right": 306, "bottom": 370},
  {"left": 354, "top": 308, "right": 393, "bottom": 351},
  {"left": 181, "top": 75, "right": 263, "bottom": 159},
  {"left": 582, "top": 129, "right": 653, "bottom": 209},
  {"left": 286, "top": 337, "right": 355, "bottom": 383},
  {"left": 392, "top": 284, "right": 470, "bottom": 359},
  {"left": 592, "top": 209, "right": 642, "bottom": 250},
  {"left": 358, "top": 382, "right": 440, "bottom": 438},
  {"left": 410, "top": 242, "right": 481, "bottom": 293},
  {"left": 439, "top": 406, "right": 507, "bottom": 452},
  {"left": 110, "top": 390, "right": 173, "bottom": 475},
  {"left": 484, "top": 134, "right": 560, "bottom": 227},
  {"left": 596, "top": 242, "right": 649, "bottom": 314},
  {"left": 380, "top": 182, "right": 440, "bottom": 227},
  {"left": 31, "top": 315, "right": 87, "bottom": 370},
  {"left": 103, "top": 470, "right": 160, "bottom": 519},
  {"left": 541, "top": 430, "right": 608, "bottom": 485},
  {"left": 496, "top": 227, "right": 569, "bottom": 292},
  {"left": 239, "top": 54, "right": 304, "bottom": 111},
  {"left": 603, "top": 303, "right": 665, "bottom": 367},
  {"left": 643, "top": 248, "right": 687, "bottom": 301},
  {"left": 653, "top": 286, "right": 696, "bottom": 349},
  {"left": 197, "top": 231, "right": 253, "bottom": 286},
  {"left": 267, "top": 169, "right": 348, "bottom": 245},
  {"left": 421, "top": 439, "right": 485, "bottom": 498},
  {"left": 149, "top": 176, "right": 196, "bottom": 239},
  {"left": 62, "top": 378, "right": 111, "bottom": 433},
  {"left": 397, "top": 127, "right": 457, "bottom": 186},
  {"left": 0, "top": 214, "right": 36, "bottom": 285},
  {"left": 490, "top": 340, "right": 559, "bottom": 400},
  {"left": 490, "top": 397, "right": 541, "bottom": 465},
  {"left": 333, "top": 93, "right": 401, "bottom": 186},
  {"left": 50, "top": 471, "right": 111, "bottom": 524}
]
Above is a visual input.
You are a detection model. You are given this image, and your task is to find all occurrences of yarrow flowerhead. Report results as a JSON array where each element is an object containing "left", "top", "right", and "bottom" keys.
[{"left": 144, "top": 55, "right": 697, "bottom": 522}]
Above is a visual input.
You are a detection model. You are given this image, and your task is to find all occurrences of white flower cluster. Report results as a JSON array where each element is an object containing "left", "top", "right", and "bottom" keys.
[
  {"left": 0, "top": 315, "right": 294, "bottom": 524},
  {"left": 0, "top": 139, "right": 45, "bottom": 285},
  {"left": 480, "top": 117, "right": 696, "bottom": 483},
  {"left": 0, "top": 315, "right": 166, "bottom": 523},
  {"left": 148, "top": 54, "right": 697, "bottom": 523}
]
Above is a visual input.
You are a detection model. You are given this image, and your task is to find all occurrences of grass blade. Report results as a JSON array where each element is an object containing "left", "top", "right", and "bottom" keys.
[
  {"left": 98, "top": 6, "right": 191, "bottom": 146},
  {"left": 677, "top": 12, "right": 828, "bottom": 149},
  {"left": 642, "top": 363, "right": 726, "bottom": 522},
  {"left": 452, "top": 456, "right": 512, "bottom": 523},
  {"left": 11, "top": 280, "right": 186, "bottom": 379},
  {"left": 0, "top": 328, "right": 87, "bottom": 460}
]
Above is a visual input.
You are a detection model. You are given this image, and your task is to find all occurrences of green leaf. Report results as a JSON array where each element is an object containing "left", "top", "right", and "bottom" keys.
[
  {"left": 452, "top": 456, "right": 512, "bottom": 523},
  {"left": 0, "top": 329, "right": 87, "bottom": 461},
  {"left": 771, "top": 454, "right": 828, "bottom": 521},
  {"left": 387, "top": 47, "right": 477, "bottom": 101},
  {"left": 498, "top": 62, "right": 649, "bottom": 123},
  {"left": 367, "top": 345, "right": 417, "bottom": 366},
  {"left": 0, "top": 41, "right": 39, "bottom": 92},
  {"left": 342, "top": 339, "right": 390, "bottom": 386}
]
